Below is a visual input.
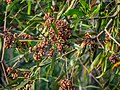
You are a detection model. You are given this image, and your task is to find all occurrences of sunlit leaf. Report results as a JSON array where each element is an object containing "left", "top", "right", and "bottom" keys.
[
  {"left": 92, "top": 4, "right": 100, "bottom": 17},
  {"left": 112, "top": 62, "right": 120, "bottom": 71},
  {"left": 27, "top": 0, "right": 31, "bottom": 15},
  {"left": 7, "top": 54, "right": 24, "bottom": 64},
  {"left": 65, "top": 9, "right": 84, "bottom": 17},
  {"left": 14, "top": 80, "right": 30, "bottom": 89},
  {"left": 84, "top": 85, "right": 100, "bottom": 89}
]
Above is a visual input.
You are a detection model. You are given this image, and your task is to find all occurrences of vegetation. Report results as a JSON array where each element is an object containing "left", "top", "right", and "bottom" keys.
[{"left": 0, "top": 0, "right": 120, "bottom": 90}]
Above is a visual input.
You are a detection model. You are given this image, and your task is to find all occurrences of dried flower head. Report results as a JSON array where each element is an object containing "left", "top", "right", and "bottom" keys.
[
  {"left": 58, "top": 79, "right": 75, "bottom": 90},
  {"left": 109, "top": 54, "right": 119, "bottom": 64},
  {"left": 33, "top": 14, "right": 72, "bottom": 60},
  {"left": 5, "top": 0, "right": 13, "bottom": 4}
]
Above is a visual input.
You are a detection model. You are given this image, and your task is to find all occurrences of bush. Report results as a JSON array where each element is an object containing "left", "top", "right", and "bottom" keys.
[{"left": 0, "top": 0, "right": 120, "bottom": 90}]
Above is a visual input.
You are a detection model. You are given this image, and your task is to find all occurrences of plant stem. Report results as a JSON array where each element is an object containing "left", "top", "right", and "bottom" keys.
[{"left": 0, "top": 5, "right": 9, "bottom": 85}]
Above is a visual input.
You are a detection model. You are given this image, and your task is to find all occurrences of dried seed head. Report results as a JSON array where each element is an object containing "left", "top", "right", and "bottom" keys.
[
  {"left": 7, "top": 67, "right": 13, "bottom": 74},
  {"left": 43, "top": 13, "right": 51, "bottom": 20},
  {"left": 109, "top": 54, "right": 119, "bottom": 64},
  {"left": 11, "top": 73, "right": 18, "bottom": 79},
  {"left": 5, "top": 0, "right": 13, "bottom": 4},
  {"left": 58, "top": 79, "right": 75, "bottom": 90},
  {"left": 22, "top": 71, "right": 31, "bottom": 79}
]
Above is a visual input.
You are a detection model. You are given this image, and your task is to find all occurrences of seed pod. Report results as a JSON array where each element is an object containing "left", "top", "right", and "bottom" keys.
[
  {"left": 58, "top": 79, "right": 75, "bottom": 90},
  {"left": 5, "top": 0, "right": 13, "bottom": 4},
  {"left": 109, "top": 54, "right": 119, "bottom": 64}
]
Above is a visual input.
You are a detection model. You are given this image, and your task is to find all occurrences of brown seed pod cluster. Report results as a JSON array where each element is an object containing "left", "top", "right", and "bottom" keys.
[
  {"left": 58, "top": 79, "right": 75, "bottom": 90},
  {"left": 104, "top": 32, "right": 111, "bottom": 44},
  {"left": 33, "top": 14, "right": 72, "bottom": 60},
  {"left": 81, "top": 33, "right": 98, "bottom": 52},
  {"left": 2, "top": 31, "right": 18, "bottom": 49},
  {"left": 6, "top": 67, "right": 19, "bottom": 79},
  {"left": 5, "top": 0, "right": 13, "bottom": 4},
  {"left": 109, "top": 54, "right": 119, "bottom": 64},
  {"left": 33, "top": 38, "right": 49, "bottom": 60},
  {"left": 45, "top": 14, "right": 71, "bottom": 53},
  {"left": 17, "top": 33, "right": 34, "bottom": 49},
  {"left": 22, "top": 71, "right": 31, "bottom": 79},
  {"left": 2, "top": 31, "right": 34, "bottom": 49}
]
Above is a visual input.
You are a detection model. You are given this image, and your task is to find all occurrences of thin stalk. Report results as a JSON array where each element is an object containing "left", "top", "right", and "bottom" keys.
[{"left": 0, "top": 5, "right": 9, "bottom": 85}]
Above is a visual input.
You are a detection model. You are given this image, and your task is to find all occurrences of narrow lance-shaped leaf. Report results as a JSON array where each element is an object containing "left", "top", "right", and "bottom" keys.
[
  {"left": 14, "top": 80, "right": 30, "bottom": 89},
  {"left": 5, "top": 78, "right": 23, "bottom": 89},
  {"left": 89, "top": 52, "right": 102, "bottom": 73},
  {"left": 27, "top": 0, "right": 31, "bottom": 15},
  {"left": 64, "top": 9, "right": 85, "bottom": 17},
  {"left": 92, "top": 4, "right": 100, "bottom": 17},
  {"left": 79, "top": 0, "right": 90, "bottom": 11},
  {"left": 51, "top": 23, "right": 58, "bottom": 34},
  {"left": 7, "top": 54, "right": 24, "bottom": 64},
  {"left": 112, "top": 61, "right": 120, "bottom": 71},
  {"left": 6, "top": 0, "right": 20, "bottom": 12}
]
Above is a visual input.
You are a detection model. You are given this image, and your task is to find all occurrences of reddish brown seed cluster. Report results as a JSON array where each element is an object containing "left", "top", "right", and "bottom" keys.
[
  {"left": 22, "top": 71, "right": 31, "bottom": 79},
  {"left": 17, "top": 33, "right": 34, "bottom": 49},
  {"left": 109, "top": 54, "right": 119, "bottom": 64},
  {"left": 104, "top": 32, "right": 111, "bottom": 44},
  {"left": 33, "top": 14, "right": 72, "bottom": 60},
  {"left": 33, "top": 38, "right": 49, "bottom": 60},
  {"left": 81, "top": 33, "right": 98, "bottom": 51},
  {"left": 7, "top": 67, "right": 18, "bottom": 79},
  {"left": 2, "top": 31, "right": 34, "bottom": 49},
  {"left": 5, "top": 0, "right": 13, "bottom": 4},
  {"left": 45, "top": 14, "right": 71, "bottom": 53},
  {"left": 2, "top": 31, "right": 18, "bottom": 49},
  {"left": 58, "top": 79, "right": 75, "bottom": 90}
]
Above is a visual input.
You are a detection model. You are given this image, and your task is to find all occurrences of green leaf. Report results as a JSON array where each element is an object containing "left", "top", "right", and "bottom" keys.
[
  {"left": 79, "top": 0, "right": 89, "bottom": 11},
  {"left": 89, "top": 52, "right": 102, "bottom": 73},
  {"left": 14, "top": 17, "right": 25, "bottom": 28},
  {"left": 73, "top": 43, "right": 82, "bottom": 50},
  {"left": 81, "top": 24, "right": 92, "bottom": 28},
  {"left": 27, "top": 0, "right": 31, "bottom": 15},
  {"left": 6, "top": 0, "right": 20, "bottom": 12},
  {"left": 7, "top": 54, "right": 24, "bottom": 64},
  {"left": 64, "top": 0, "right": 77, "bottom": 14},
  {"left": 96, "top": 72, "right": 104, "bottom": 79},
  {"left": 39, "top": 78, "right": 49, "bottom": 82},
  {"left": 51, "top": 23, "right": 58, "bottom": 34},
  {"left": 6, "top": 78, "right": 23, "bottom": 88},
  {"left": 18, "top": 22, "right": 35, "bottom": 37},
  {"left": 14, "top": 80, "right": 30, "bottom": 89},
  {"left": 92, "top": 4, "right": 100, "bottom": 17},
  {"left": 84, "top": 85, "right": 100, "bottom": 89},
  {"left": 57, "top": 2, "right": 67, "bottom": 19},
  {"left": 78, "top": 79, "right": 82, "bottom": 90},
  {"left": 65, "top": 9, "right": 84, "bottom": 17}
]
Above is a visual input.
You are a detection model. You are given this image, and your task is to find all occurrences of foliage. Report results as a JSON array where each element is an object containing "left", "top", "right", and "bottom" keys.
[{"left": 0, "top": 0, "right": 120, "bottom": 90}]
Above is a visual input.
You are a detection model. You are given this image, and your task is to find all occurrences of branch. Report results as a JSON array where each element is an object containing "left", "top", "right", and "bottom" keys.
[
  {"left": 0, "top": 6, "right": 9, "bottom": 85},
  {"left": 1, "top": 12, "right": 7, "bottom": 62},
  {"left": 79, "top": 60, "right": 103, "bottom": 88},
  {"left": 104, "top": 2, "right": 120, "bottom": 46},
  {"left": 0, "top": 62, "right": 8, "bottom": 84},
  {"left": 104, "top": 18, "right": 120, "bottom": 46},
  {"left": 77, "top": 14, "right": 117, "bottom": 21}
]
